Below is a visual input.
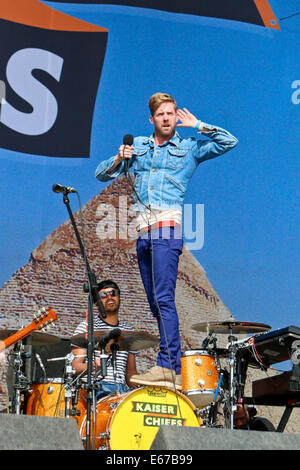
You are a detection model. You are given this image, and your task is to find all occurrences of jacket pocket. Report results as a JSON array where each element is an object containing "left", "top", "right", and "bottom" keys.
[
  {"left": 167, "top": 148, "right": 188, "bottom": 169},
  {"left": 132, "top": 148, "right": 148, "bottom": 170},
  {"left": 165, "top": 173, "right": 185, "bottom": 192}
]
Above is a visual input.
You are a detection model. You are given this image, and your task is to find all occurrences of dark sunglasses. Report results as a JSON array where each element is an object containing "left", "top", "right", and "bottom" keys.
[{"left": 99, "top": 289, "right": 119, "bottom": 299}]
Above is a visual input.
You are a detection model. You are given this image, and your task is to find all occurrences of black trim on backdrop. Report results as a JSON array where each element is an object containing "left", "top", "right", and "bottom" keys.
[
  {"left": 0, "top": 19, "right": 107, "bottom": 158},
  {"left": 44, "top": 0, "right": 265, "bottom": 27}
]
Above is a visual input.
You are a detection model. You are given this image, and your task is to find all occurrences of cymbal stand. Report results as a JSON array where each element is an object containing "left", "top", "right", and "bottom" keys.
[
  {"left": 10, "top": 343, "right": 31, "bottom": 414},
  {"left": 227, "top": 333, "right": 238, "bottom": 430},
  {"left": 64, "top": 353, "right": 76, "bottom": 418},
  {"left": 110, "top": 343, "right": 119, "bottom": 394}
]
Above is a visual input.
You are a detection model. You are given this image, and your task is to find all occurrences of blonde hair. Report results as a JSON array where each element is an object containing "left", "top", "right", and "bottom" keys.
[{"left": 148, "top": 92, "right": 177, "bottom": 116}]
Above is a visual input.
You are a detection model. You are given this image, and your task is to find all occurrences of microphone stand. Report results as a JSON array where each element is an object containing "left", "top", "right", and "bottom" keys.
[{"left": 58, "top": 190, "right": 106, "bottom": 450}]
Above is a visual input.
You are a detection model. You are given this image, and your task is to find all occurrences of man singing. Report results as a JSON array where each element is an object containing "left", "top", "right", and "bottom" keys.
[{"left": 95, "top": 92, "right": 238, "bottom": 390}]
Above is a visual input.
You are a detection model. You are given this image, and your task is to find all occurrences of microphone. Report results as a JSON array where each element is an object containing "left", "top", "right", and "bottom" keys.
[
  {"left": 110, "top": 343, "right": 119, "bottom": 383},
  {"left": 123, "top": 134, "right": 134, "bottom": 172},
  {"left": 202, "top": 332, "right": 213, "bottom": 349},
  {"left": 96, "top": 328, "right": 121, "bottom": 349},
  {"left": 96, "top": 328, "right": 121, "bottom": 378},
  {"left": 35, "top": 353, "right": 46, "bottom": 376},
  {"left": 123, "top": 134, "right": 134, "bottom": 146},
  {"left": 52, "top": 183, "right": 77, "bottom": 195}
]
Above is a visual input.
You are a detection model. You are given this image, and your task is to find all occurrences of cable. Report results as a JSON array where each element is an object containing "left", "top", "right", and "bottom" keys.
[
  {"left": 251, "top": 338, "right": 268, "bottom": 369},
  {"left": 149, "top": 224, "right": 183, "bottom": 419},
  {"left": 75, "top": 191, "right": 93, "bottom": 301},
  {"left": 279, "top": 11, "right": 300, "bottom": 21}
]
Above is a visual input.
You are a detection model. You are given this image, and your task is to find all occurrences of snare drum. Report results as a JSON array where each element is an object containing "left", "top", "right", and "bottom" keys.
[
  {"left": 26, "top": 379, "right": 66, "bottom": 418},
  {"left": 76, "top": 386, "right": 201, "bottom": 450},
  {"left": 181, "top": 350, "right": 219, "bottom": 407}
]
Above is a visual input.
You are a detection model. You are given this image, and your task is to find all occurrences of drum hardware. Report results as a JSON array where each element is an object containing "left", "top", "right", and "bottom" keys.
[
  {"left": 8, "top": 344, "right": 32, "bottom": 414},
  {"left": 110, "top": 343, "right": 119, "bottom": 389},
  {"left": 34, "top": 353, "right": 48, "bottom": 414},
  {"left": 226, "top": 334, "right": 238, "bottom": 429},
  {"left": 227, "top": 336, "right": 252, "bottom": 349},
  {"left": 0, "top": 309, "right": 59, "bottom": 413},
  {"left": 221, "top": 333, "right": 252, "bottom": 429},
  {"left": 202, "top": 331, "right": 219, "bottom": 354},
  {"left": 47, "top": 353, "right": 86, "bottom": 418},
  {"left": 205, "top": 372, "right": 224, "bottom": 427},
  {"left": 109, "top": 402, "right": 118, "bottom": 409},
  {"left": 97, "top": 349, "right": 109, "bottom": 380},
  {"left": 65, "top": 353, "right": 77, "bottom": 418},
  {"left": 192, "top": 320, "right": 271, "bottom": 430}
]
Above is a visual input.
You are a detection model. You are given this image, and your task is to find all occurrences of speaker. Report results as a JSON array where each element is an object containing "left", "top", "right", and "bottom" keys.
[
  {"left": 0, "top": 414, "right": 83, "bottom": 450},
  {"left": 150, "top": 426, "right": 300, "bottom": 450}
]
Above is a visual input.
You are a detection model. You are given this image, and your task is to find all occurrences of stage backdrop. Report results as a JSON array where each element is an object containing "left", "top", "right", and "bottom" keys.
[{"left": 0, "top": 1, "right": 299, "bottom": 414}]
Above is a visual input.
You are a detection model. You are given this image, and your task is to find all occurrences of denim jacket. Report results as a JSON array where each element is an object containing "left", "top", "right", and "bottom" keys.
[{"left": 95, "top": 123, "right": 238, "bottom": 211}]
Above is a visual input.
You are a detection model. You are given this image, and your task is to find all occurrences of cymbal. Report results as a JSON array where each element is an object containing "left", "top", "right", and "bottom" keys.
[
  {"left": 71, "top": 330, "right": 159, "bottom": 352},
  {"left": 192, "top": 321, "right": 271, "bottom": 335},
  {"left": 0, "top": 330, "right": 62, "bottom": 346}
]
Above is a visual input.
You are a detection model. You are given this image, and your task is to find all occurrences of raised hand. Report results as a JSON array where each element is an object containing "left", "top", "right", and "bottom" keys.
[{"left": 176, "top": 108, "right": 199, "bottom": 128}]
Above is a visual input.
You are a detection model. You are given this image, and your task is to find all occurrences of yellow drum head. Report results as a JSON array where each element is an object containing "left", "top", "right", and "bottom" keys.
[{"left": 109, "top": 386, "right": 201, "bottom": 450}]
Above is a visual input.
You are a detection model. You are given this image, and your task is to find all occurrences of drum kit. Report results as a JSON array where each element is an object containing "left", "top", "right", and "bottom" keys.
[{"left": 1, "top": 317, "right": 271, "bottom": 450}]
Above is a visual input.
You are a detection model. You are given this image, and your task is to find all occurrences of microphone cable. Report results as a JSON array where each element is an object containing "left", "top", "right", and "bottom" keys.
[
  {"left": 122, "top": 136, "right": 182, "bottom": 417},
  {"left": 149, "top": 225, "right": 183, "bottom": 419}
]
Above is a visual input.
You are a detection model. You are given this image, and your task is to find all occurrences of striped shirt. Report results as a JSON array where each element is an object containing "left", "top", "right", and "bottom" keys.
[{"left": 72, "top": 315, "right": 136, "bottom": 386}]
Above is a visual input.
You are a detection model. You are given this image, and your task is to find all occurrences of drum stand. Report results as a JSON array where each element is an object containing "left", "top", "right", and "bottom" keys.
[
  {"left": 47, "top": 353, "right": 87, "bottom": 418},
  {"left": 225, "top": 335, "right": 249, "bottom": 429},
  {"left": 9, "top": 343, "right": 31, "bottom": 414},
  {"left": 61, "top": 352, "right": 80, "bottom": 419},
  {"left": 192, "top": 320, "right": 271, "bottom": 431},
  {"left": 227, "top": 334, "right": 237, "bottom": 429},
  {"left": 203, "top": 332, "right": 243, "bottom": 429}
]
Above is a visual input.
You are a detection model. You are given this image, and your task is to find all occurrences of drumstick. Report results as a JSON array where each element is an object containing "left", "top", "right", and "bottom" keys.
[{"left": 213, "top": 373, "right": 223, "bottom": 404}]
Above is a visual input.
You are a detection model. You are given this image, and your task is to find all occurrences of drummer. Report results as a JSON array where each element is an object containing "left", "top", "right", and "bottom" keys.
[{"left": 71, "top": 280, "right": 138, "bottom": 398}]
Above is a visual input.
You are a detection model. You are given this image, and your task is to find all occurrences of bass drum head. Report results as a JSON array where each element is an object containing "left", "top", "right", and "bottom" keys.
[{"left": 108, "top": 386, "right": 201, "bottom": 450}]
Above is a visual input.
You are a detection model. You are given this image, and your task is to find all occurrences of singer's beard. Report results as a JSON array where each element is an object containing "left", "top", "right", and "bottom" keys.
[{"left": 155, "top": 126, "right": 176, "bottom": 141}]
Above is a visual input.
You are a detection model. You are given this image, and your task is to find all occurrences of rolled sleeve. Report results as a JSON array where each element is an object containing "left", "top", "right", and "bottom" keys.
[
  {"left": 95, "top": 156, "right": 125, "bottom": 182},
  {"left": 194, "top": 123, "right": 238, "bottom": 163}
]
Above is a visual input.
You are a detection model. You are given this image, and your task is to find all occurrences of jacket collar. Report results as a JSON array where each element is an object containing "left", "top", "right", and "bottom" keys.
[{"left": 144, "top": 131, "right": 182, "bottom": 147}]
